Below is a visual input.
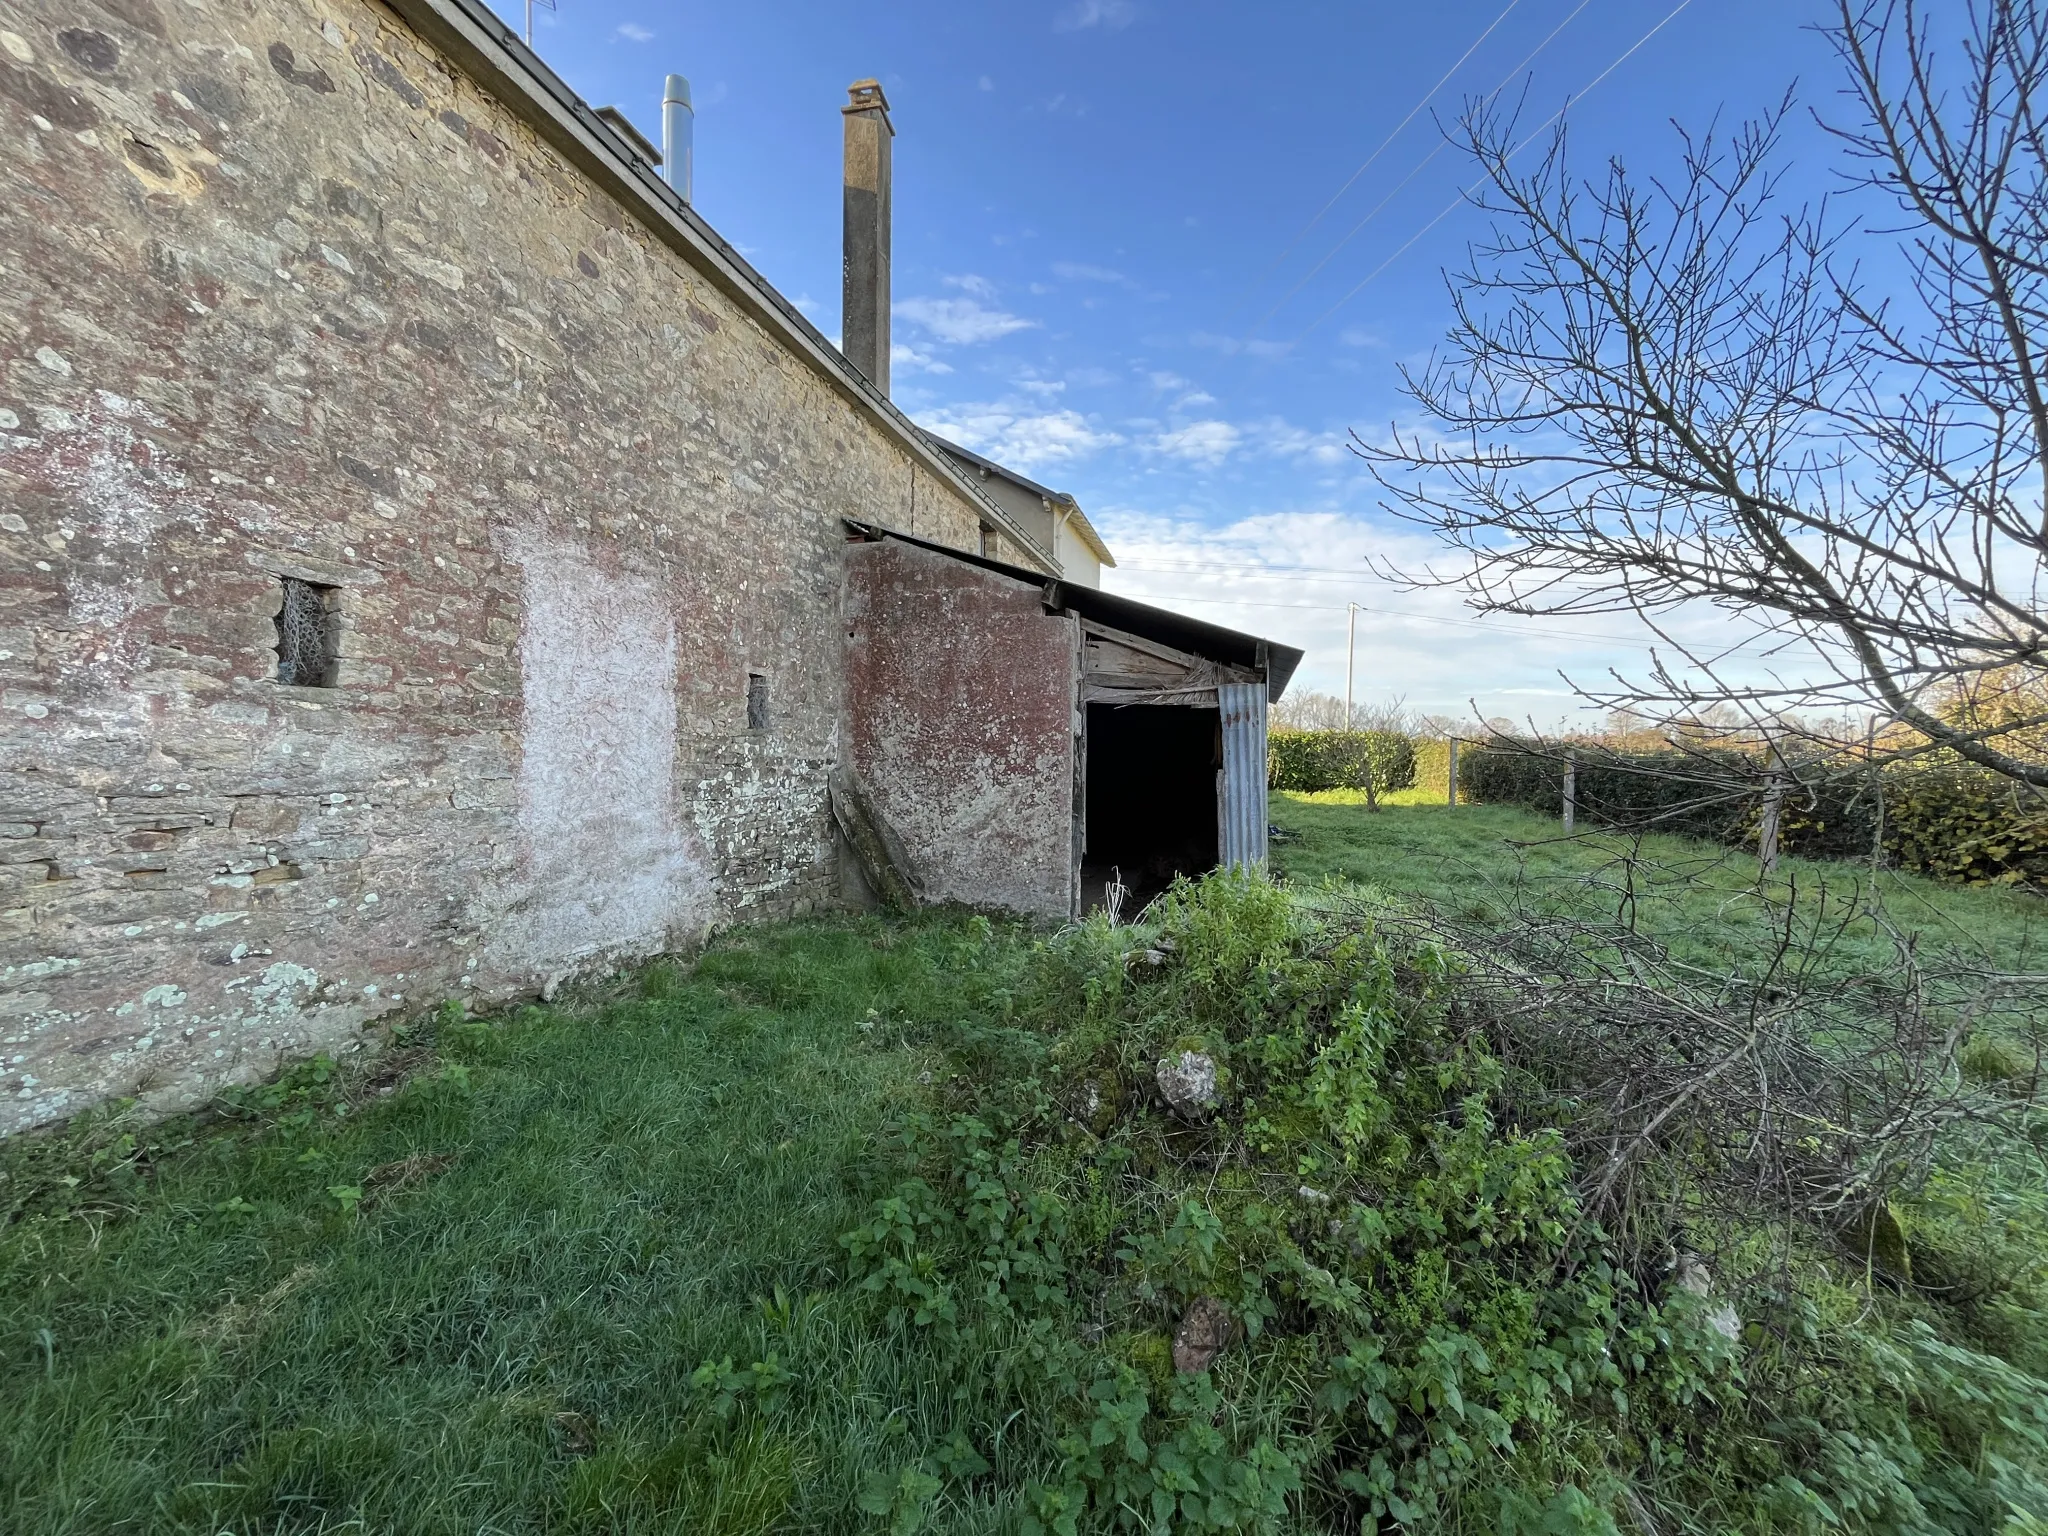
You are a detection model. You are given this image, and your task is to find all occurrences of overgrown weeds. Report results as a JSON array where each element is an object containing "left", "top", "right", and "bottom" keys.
[{"left": 5, "top": 853, "right": 2047, "bottom": 1532}]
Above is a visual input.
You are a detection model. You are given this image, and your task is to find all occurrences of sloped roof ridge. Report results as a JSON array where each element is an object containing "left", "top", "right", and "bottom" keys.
[
  {"left": 382, "top": 0, "right": 1059, "bottom": 575},
  {"left": 922, "top": 433, "right": 1117, "bottom": 568}
]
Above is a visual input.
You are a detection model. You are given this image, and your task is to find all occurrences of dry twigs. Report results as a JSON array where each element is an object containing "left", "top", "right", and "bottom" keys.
[{"left": 1345, "top": 876, "right": 2046, "bottom": 1262}]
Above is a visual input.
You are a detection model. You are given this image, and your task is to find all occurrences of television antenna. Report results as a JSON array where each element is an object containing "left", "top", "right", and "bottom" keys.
[{"left": 524, "top": 0, "right": 554, "bottom": 47}]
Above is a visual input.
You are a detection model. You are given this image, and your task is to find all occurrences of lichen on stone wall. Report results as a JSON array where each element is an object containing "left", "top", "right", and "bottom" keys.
[{"left": 0, "top": 0, "right": 987, "bottom": 1133}]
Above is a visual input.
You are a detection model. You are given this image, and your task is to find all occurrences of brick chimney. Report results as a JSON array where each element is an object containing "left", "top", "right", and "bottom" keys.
[{"left": 841, "top": 78, "right": 893, "bottom": 394}]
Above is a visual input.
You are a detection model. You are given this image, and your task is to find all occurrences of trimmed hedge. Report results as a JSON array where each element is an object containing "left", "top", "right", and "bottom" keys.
[
  {"left": 1268, "top": 729, "right": 1417, "bottom": 795},
  {"left": 1884, "top": 766, "right": 2048, "bottom": 887},
  {"left": 1457, "top": 741, "right": 2048, "bottom": 888},
  {"left": 1458, "top": 743, "right": 1757, "bottom": 843},
  {"left": 1412, "top": 738, "right": 1454, "bottom": 804}
]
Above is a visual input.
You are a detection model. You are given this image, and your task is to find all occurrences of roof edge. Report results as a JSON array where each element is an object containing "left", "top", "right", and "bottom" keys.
[
  {"left": 1056, "top": 499, "right": 1117, "bottom": 569},
  {"left": 844, "top": 518, "right": 1300, "bottom": 701},
  {"left": 924, "top": 433, "right": 1116, "bottom": 568},
  {"left": 378, "top": 0, "right": 1060, "bottom": 576}
]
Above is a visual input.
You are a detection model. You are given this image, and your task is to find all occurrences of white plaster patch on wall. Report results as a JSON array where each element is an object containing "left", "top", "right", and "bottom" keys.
[
  {"left": 0, "top": 394, "right": 235, "bottom": 688},
  {"left": 492, "top": 531, "right": 714, "bottom": 972}
]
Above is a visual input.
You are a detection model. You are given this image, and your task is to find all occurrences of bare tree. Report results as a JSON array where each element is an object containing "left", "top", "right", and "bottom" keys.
[
  {"left": 1271, "top": 689, "right": 1352, "bottom": 732},
  {"left": 1271, "top": 690, "right": 1417, "bottom": 735},
  {"left": 1362, "top": 0, "right": 2048, "bottom": 787}
]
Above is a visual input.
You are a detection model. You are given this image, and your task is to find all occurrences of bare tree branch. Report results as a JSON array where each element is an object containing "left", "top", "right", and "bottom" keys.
[{"left": 1361, "top": 0, "right": 2048, "bottom": 787}]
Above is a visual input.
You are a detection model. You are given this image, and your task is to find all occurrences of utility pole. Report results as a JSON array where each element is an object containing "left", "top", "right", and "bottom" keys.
[
  {"left": 524, "top": 0, "right": 554, "bottom": 47},
  {"left": 1344, "top": 603, "right": 1359, "bottom": 731}
]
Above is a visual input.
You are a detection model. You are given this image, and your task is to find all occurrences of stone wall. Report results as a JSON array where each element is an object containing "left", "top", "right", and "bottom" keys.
[{"left": 0, "top": 0, "right": 991, "bottom": 1132}]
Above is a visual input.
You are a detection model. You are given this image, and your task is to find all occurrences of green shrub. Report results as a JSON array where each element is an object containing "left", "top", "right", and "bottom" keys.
[
  {"left": 1410, "top": 737, "right": 1454, "bottom": 803},
  {"left": 844, "top": 874, "right": 2048, "bottom": 1530},
  {"left": 842, "top": 876, "right": 1745, "bottom": 1530},
  {"left": 1456, "top": 740, "right": 1755, "bottom": 840},
  {"left": 1268, "top": 730, "right": 1417, "bottom": 796},
  {"left": 1883, "top": 763, "right": 2048, "bottom": 887},
  {"left": 1457, "top": 741, "right": 2048, "bottom": 889}
]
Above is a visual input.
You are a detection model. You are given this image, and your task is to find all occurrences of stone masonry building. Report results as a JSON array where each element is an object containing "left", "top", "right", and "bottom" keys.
[{"left": 0, "top": 0, "right": 1293, "bottom": 1134}]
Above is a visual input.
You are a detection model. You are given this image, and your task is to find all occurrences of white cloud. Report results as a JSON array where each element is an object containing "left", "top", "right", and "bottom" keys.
[
  {"left": 1251, "top": 417, "right": 1348, "bottom": 466},
  {"left": 1052, "top": 260, "right": 1128, "bottom": 285},
  {"left": 615, "top": 21, "right": 653, "bottom": 41},
  {"left": 918, "top": 402, "right": 1123, "bottom": 472},
  {"left": 978, "top": 74, "right": 995, "bottom": 91},
  {"left": 1091, "top": 506, "right": 1805, "bottom": 728},
  {"left": 1056, "top": 0, "right": 1137, "bottom": 30},
  {"left": 1338, "top": 326, "right": 1385, "bottom": 349},
  {"left": 891, "top": 341, "right": 953, "bottom": 376},
  {"left": 897, "top": 296, "right": 1037, "bottom": 345},
  {"left": 1148, "top": 420, "right": 1241, "bottom": 467},
  {"left": 942, "top": 272, "right": 997, "bottom": 298},
  {"left": 1189, "top": 330, "right": 1293, "bottom": 361}
]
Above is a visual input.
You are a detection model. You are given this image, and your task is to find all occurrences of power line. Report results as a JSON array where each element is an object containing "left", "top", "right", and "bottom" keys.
[
  {"left": 1242, "top": 0, "right": 1594, "bottom": 347},
  {"left": 1114, "top": 587, "right": 1751, "bottom": 653},
  {"left": 1229, "top": 0, "right": 1528, "bottom": 322},
  {"left": 1286, "top": 0, "right": 1697, "bottom": 349}
]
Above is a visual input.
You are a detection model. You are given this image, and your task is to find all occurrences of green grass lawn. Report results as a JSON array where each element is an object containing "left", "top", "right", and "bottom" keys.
[
  {"left": 1, "top": 917, "right": 1043, "bottom": 1535},
  {"left": 5, "top": 806, "right": 2045, "bottom": 1533}
]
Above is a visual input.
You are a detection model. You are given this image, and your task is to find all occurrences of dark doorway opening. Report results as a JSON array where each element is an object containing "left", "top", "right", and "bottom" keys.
[{"left": 1083, "top": 703, "right": 1219, "bottom": 914}]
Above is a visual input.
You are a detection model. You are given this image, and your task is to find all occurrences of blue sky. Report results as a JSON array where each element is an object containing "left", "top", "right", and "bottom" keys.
[{"left": 515, "top": 0, "right": 1845, "bottom": 724}]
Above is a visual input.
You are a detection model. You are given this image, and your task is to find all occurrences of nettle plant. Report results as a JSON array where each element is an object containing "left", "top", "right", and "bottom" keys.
[{"left": 840, "top": 876, "right": 1741, "bottom": 1532}]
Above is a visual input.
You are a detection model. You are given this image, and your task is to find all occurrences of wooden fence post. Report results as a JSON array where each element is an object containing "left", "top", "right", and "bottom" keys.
[
  {"left": 1562, "top": 752, "right": 1576, "bottom": 833},
  {"left": 1759, "top": 739, "right": 1786, "bottom": 876},
  {"left": 1447, "top": 737, "right": 1459, "bottom": 807}
]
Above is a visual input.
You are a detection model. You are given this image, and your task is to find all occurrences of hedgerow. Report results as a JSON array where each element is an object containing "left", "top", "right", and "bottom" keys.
[
  {"left": 1456, "top": 740, "right": 2048, "bottom": 888},
  {"left": 1268, "top": 731, "right": 1417, "bottom": 797}
]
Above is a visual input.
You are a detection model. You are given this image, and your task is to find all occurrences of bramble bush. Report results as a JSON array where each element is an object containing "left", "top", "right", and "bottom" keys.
[
  {"left": 835, "top": 874, "right": 2048, "bottom": 1532},
  {"left": 833, "top": 873, "right": 2048, "bottom": 1531}
]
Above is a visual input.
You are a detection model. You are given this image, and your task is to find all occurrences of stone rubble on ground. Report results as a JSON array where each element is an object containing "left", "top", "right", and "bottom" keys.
[
  {"left": 1172, "top": 1295, "right": 1237, "bottom": 1374},
  {"left": 1675, "top": 1250, "right": 1743, "bottom": 1343},
  {"left": 1154, "top": 1050, "right": 1217, "bottom": 1119}
]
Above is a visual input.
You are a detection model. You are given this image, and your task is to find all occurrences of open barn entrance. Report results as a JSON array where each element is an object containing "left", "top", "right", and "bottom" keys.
[{"left": 1082, "top": 702, "right": 1219, "bottom": 914}]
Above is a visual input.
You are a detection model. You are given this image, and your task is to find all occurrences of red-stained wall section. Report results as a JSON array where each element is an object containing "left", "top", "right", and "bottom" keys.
[{"left": 843, "top": 540, "right": 1078, "bottom": 918}]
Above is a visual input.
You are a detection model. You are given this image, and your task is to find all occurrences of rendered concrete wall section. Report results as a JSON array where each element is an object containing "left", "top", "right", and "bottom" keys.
[
  {"left": 0, "top": 0, "right": 991, "bottom": 1133},
  {"left": 844, "top": 541, "right": 1077, "bottom": 918}
]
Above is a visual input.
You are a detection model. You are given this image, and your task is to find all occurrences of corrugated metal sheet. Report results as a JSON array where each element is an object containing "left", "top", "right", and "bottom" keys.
[{"left": 1218, "top": 683, "right": 1268, "bottom": 871}]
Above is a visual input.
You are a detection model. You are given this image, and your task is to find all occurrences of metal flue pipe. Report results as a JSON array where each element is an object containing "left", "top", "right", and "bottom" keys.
[{"left": 662, "top": 74, "right": 693, "bottom": 202}]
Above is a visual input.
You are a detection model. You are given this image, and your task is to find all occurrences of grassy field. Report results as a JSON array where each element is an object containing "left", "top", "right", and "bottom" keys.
[
  {"left": 4, "top": 804, "right": 2045, "bottom": 1532},
  {"left": 1270, "top": 792, "right": 2048, "bottom": 975}
]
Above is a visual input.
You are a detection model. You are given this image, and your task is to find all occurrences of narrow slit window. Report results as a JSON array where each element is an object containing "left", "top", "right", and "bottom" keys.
[
  {"left": 274, "top": 576, "right": 339, "bottom": 687},
  {"left": 746, "top": 672, "right": 768, "bottom": 731}
]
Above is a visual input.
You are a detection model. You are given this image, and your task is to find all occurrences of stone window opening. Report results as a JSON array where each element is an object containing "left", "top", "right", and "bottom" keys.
[
  {"left": 274, "top": 576, "right": 340, "bottom": 687},
  {"left": 747, "top": 672, "right": 769, "bottom": 731}
]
